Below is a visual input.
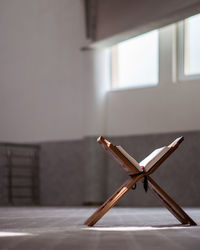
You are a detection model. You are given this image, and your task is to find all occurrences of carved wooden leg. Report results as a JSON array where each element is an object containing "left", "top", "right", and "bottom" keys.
[
  {"left": 148, "top": 176, "right": 197, "bottom": 226},
  {"left": 85, "top": 175, "right": 143, "bottom": 227}
]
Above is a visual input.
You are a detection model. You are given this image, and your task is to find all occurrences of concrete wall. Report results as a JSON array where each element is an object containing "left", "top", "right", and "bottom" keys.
[
  {"left": 1, "top": 131, "right": 199, "bottom": 206},
  {"left": 0, "top": 0, "right": 86, "bottom": 142},
  {"left": 0, "top": 1, "right": 199, "bottom": 207},
  {"left": 39, "top": 131, "right": 200, "bottom": 206},
  {"left": 105, "top": 24, "right": 200, "bottom": 136},
  {"left": 0, "top": 2, "right": 199, "bottom": 142},
  {"left": 82, "top": 24, "right": 200, "bottom": 138},
  {"left": 82, "top": 49, "right": 110, "bottom": 137}
]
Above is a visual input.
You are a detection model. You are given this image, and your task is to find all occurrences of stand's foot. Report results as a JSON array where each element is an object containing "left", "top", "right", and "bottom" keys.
[
  {"left": 85, "top": 175, "right": 144, "bottom": 226},
  {"left": 148, "top": 176, "right": 197, "bottom": 226}
]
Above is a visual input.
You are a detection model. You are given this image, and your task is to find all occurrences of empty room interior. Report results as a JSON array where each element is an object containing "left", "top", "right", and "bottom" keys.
[{"left": 0, "top": 0, "right": 200, "bottom": 249}]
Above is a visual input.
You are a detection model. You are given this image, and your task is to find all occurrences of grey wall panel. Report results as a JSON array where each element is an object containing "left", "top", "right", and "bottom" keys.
[
  {"left": 1, "top": 130, "right": 199, "bottom": 206},
  {"left": 39, "top": 137, "right": 106, "bottom": 206},
  {"left": 83, "top": 137, "right": 107, "bottom": 204},
  {"left": 40, "top": 140, "right": 85, "bottom": 206}
]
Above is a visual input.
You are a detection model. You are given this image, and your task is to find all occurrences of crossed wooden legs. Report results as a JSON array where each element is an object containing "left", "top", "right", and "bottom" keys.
[{"left": 85, "top": 175, "right": 196, "bottom": 227}]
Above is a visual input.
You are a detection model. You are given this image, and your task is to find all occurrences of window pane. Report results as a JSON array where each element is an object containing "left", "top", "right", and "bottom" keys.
[
  {"left": 185, "top": 13, "right": 200, "bottom": 75},
  {"left": 112, "top": 30, "right": 159, "bottom": 89}
]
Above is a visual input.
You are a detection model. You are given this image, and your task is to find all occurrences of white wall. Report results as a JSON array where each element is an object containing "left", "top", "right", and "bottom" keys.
[
  {"left": 83, "top": 49, "right": 110, "bottom": 137},
  {"left": 104, "top": 24, "right": 200, "bottom": 136},
  {"left": 0, "top": 2, "right": 199, "bottom": 143},
  {"left": 0, "top": 0, "right": 86, "bottom": 142}
]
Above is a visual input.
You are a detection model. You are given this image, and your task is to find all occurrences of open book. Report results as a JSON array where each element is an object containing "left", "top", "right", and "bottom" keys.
[{"left": 117, "top": 145, "right": 170, "bottom": 172}]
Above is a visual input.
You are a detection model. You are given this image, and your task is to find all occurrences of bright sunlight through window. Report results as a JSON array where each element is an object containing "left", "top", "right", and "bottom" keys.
[
  {"left": 112, "top": 30, "right": 159, "bottom": 89},
  {"left": 184, "top": 13, "right": 200, "bottom": 75}
]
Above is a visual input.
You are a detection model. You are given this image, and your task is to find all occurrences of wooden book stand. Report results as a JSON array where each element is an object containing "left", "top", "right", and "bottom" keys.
[{"left": 85, "top": 136, "right": 197, "bottom": 227}]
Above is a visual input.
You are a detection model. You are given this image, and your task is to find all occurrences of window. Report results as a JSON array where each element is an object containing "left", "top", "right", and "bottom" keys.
[
  {"left": 184, "top": 13, "right": 200, "bottom": 75},
  {"left": 111, "top": 30, "right": 159, "bottom": 89},
  {"left": 178, "top": 13, "right": 200, "bottom": 80},
  {"left": 110, "top": 13, "right": 200, "bottom": 90}
]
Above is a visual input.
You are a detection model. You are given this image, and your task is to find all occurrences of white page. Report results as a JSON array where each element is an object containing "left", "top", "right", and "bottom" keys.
[
  {"left": 117, "top": 146, "right": 142, "bottom": 171},
  {"left": 139, "top": 146, "right": 169, "bottom": 172}
]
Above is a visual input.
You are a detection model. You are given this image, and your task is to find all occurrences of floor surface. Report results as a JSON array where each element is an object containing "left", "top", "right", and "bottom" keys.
[{"left": 0, "top": 207, "right": 199, "bottom": 250}]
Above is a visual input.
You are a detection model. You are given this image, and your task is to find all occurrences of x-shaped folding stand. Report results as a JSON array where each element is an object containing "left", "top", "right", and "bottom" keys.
[{"left": 85, "top": 136, "right": 196, "bottom": 227}]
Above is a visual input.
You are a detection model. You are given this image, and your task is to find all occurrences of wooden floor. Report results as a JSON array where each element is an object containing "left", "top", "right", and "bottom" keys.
[{"left": 0, "top": 207, "right": 199, "bottom": 250}]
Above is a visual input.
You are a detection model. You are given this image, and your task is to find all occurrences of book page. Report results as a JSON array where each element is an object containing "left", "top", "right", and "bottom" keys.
[
  {"left": 117, "top": 146, "right": 142, "bottom": 171},
  {"left": 139, "top": 146, "right": 170, "bottom": 172}
]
